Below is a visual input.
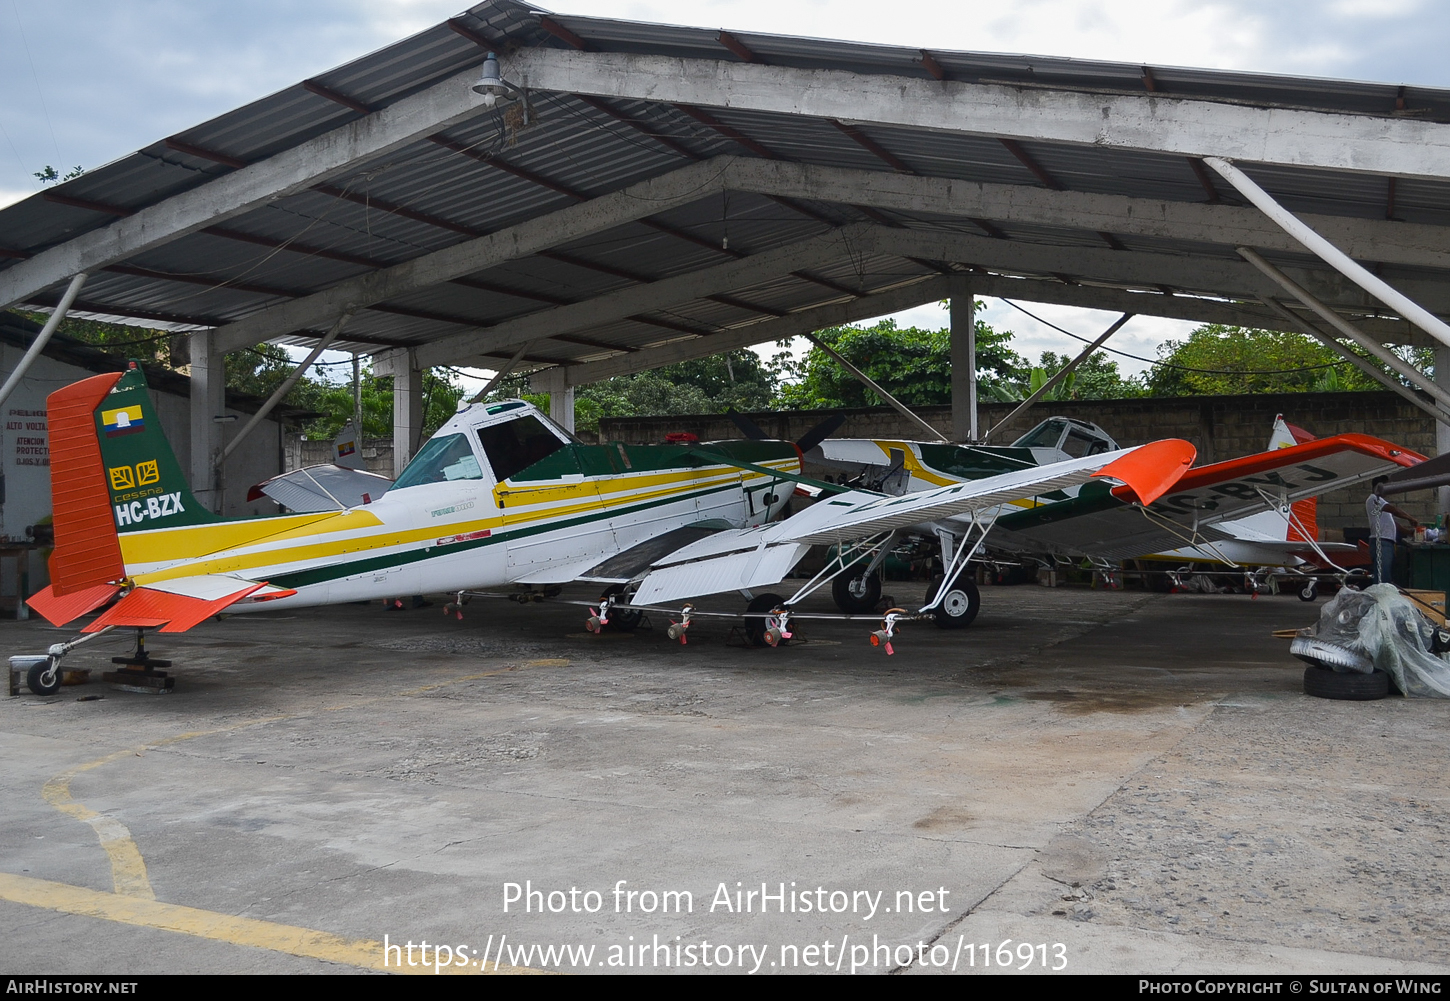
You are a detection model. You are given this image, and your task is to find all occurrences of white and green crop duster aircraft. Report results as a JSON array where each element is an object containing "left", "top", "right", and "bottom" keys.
[{"left": 22, "top": 366, "right": 1197, "bottom": 693}]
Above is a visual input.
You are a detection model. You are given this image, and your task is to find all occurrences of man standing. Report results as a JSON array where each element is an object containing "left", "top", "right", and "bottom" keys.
[{"left": 1367, "top": 476, "right": 1418, "bottom": 585}]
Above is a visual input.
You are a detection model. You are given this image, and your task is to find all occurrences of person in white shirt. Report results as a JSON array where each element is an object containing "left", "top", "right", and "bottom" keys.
[{"left": 1367, "top": 476, "right": 1418, "bottom": 585}]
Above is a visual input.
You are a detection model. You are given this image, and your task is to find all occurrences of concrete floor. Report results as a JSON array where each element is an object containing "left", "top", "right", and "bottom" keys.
[{"left": 2, "top": 581, "right": 1448, "bottom": 976}]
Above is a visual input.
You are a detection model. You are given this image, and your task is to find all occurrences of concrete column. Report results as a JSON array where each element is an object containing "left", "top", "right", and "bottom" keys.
[
  {"left": 1437, "top": 346, "right": 1450, "bottom": 517},
  {"left": 531, "top": 367, "right": 575, "bottom": 433},
  {"left": 188, "top": 329, "right": 225, "bottom": 513},
  {"left": 949, "top": 282, "right": 977, "bottom": 442},
  {"left": 392, "top": 350, "right": 423, "bottom": 478}
]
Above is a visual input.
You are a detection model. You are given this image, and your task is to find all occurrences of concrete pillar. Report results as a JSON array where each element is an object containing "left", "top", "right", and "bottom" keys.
[
  {"left": 1437, "top": 346, "right": 1450, "bottom": 517},
  {"left": 949, "top": 282, "right": 977, "bottom": 442},
  {"left": 531, "top": 367, "right": 575, "bottom": 433},
  {"left": 188, "top": 329, "right": 225, "bottom": 513},
  {"left": 374, "top": 347, "right": 426, "bottom": 477}
]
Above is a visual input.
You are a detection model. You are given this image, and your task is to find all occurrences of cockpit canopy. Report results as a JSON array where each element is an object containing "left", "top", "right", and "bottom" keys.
[
  {"left": 1011, "top": 417, "right": 1118, "bottom": 457},
  {"left": 391, "top": 400, "right": 576, "bottom": 489}
]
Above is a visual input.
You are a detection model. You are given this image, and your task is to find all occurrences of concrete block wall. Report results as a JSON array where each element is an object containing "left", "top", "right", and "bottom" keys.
[
  {"left": 600, "top": 391, "right": 1440, "bottom": 533},
  {"left": 285, "top": 436, "right": 396, "bottom": 477}
]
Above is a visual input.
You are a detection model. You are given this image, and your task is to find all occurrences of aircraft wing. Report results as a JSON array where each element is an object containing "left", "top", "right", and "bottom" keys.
[
  {"left": 630, "top": 440, "right": 1195, "bottom": 605},
  {"left": 247, "top": 464, "right": 394, "bottom": 512},
  {"left": 992, "top": 433, "right": 1422, "bottom": 560}
]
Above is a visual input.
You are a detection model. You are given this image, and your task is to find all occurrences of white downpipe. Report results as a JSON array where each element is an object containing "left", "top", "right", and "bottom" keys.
[
  {"left": 0, "top": 272, "right": 88, "bottom": 412},
  {"left": 1205, "top": 156, "right": 1450, "bottom": 350},
  {"left": 1237, "top": 246, "right": 1450, "bottom": 412},
  {"left": 220, "top": 310, "right": 352, "bottom": 462}
]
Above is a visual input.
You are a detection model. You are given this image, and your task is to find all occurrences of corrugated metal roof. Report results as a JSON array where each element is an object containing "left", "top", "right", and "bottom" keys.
[{"left": 4, "top": 0, "right": 1449, "bottom": 364}]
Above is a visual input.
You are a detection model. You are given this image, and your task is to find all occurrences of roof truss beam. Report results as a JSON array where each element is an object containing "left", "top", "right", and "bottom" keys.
[
  {"left": 416, "top": 225, "right": 868, "bottom": 367},
  {"left": 210, "top": 158, "right": 737, "bottom": 352},
  {"left": 509, "top": 47, "right": 1450, "bottom": 180},
  {"left": 562, "top": 276, "right": 952, "bottom": 385},
  {"left": 0, "top": 62, "right": 500, "bottom": 312}
]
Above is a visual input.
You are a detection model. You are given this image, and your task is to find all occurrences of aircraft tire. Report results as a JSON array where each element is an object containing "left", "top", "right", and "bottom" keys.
[
  {"left": 744, "top": 593, "right": 789, "bottom": 648},
  {"left": 926, "top": 573, "right": 980, "bottom": 629},
  {"left": 832, "top": 570, "right": 881, "bottom": 614},
  {"left": 1303, "top": 664, "right": 1392, "bottom": 701},
  {"left": 27, "top": 661, "right": 61, "bottom": 697},
  {"left": 1298, "top": 581, "right": 1318, "bottom": 602},
  {"left": 600, "top": 584, "right": 642, "bottom": 632}
]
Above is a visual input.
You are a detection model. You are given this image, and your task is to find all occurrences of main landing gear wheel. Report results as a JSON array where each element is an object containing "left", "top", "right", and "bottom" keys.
[
  {"left": 1298, "top": 581, "right": 1318, "bottom": 602},
  {"left": 600, "top": 584, "right": 642, "bottom": 632},
  {"left": 744, "top": 593, "right": 789, "bottom": 648},
  {"left": 832, "top": 569, "right": 882, "bottom": 614},
  {"left": 925, "top": 572, "right": 980, "bottom": 629},
  {"left": 27, "top": 661, "right": 61, "bottom": 697}
]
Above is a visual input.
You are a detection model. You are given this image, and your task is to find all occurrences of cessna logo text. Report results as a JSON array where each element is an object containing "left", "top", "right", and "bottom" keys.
[{"left": 114, "top": 492, "right": 185, "bottom": 527}]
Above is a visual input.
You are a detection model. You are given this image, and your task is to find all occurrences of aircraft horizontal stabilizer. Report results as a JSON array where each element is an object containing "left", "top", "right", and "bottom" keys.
[{"left": 80, "top": 575, "right": 296, "bottom": 634}]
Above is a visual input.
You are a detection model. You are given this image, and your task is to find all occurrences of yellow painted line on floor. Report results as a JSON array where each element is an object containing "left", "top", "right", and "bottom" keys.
[
  {"left": 38, "top": 661, "right": 571, "bottom": 902},
  {"left": 0, "top": 872, "right": 543, "bottom": 974},
  {"left": 43, "top": 749, "right": 158, "bottom": 900}
]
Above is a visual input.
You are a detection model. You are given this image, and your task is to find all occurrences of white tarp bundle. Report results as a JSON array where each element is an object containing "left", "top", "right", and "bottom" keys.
[{"left": 1305, "top": 584, "right": 1450, "bottom": 698}]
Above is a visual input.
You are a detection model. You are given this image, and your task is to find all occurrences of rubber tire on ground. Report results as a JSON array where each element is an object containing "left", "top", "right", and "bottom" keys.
[
  {"left": 744, "top": 593, "right": 789, "bottom": 648},
  {"left": 1303, "top": 664, "right": 1392, "bottom": 701},
  {"left": 27, "top": 661, "right": 61, "bottom": 697},
  {"left": 600, "top": 584, "right": 642, "bottom": 632},
  {"left": 925, "top": 572, "right": 980, "bottom": 629},
  {"left": 1298, "top": 582, "right": 1318, "bottom": 602},
  {"left": 832, "top": 570, "right": 881, "bottom": 614}
]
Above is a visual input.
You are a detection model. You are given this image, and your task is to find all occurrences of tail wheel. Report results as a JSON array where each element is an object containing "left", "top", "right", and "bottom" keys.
[
  {"left": 27, "top": 661, "right": 61, "bottom": 696},
  {"left": 744, "top": 593, "right": 789, "bottom": 648},
  {"left": 831, "top": 569, "right": 881, "bottom": 614},
  {"left": 1298, "top": 581, "right": 1318, "bottom": 602},
  {"left": 600, "top": 584, "right": 642, "bottom": 632},
  {"left": 925, "top": 572, "right": 980, "bottom": 629}
]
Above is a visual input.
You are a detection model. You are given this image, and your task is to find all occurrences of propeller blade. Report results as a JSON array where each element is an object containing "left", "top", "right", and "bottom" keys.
[
  {"left": 795, "top": 413, "right": 846, "bottom": 453},
  {"left": 726, "top": 408, "right": 770, "bottom": 441}
]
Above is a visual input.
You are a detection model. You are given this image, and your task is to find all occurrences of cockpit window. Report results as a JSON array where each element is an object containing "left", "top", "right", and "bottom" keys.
[
  {"left": 391, "top": 434, "right": 484, "bottom": 489},
  {"left": 477, "top": 415, "right": 567, "bottom": 482},
  {"left": 1062, "top": 429, "right": 1108, "bottom": 458},
  {"left": 1012, "top": 419, "right": 1067, "bottom": 450}
]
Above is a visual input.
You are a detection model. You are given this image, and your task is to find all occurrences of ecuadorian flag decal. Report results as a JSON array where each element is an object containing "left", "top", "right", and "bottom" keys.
[{"left": 102, "top": 405, "right": 145, "bottom": 437}]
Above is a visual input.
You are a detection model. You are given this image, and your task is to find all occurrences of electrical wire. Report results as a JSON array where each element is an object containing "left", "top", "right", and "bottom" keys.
[{"left": 999, "top": 299, "right": 1357, "bottom": 376}]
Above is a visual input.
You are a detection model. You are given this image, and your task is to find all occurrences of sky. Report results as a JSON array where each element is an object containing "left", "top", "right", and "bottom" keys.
[{"left": 3, "top": 0, "right": 1446, "bottom": 390}]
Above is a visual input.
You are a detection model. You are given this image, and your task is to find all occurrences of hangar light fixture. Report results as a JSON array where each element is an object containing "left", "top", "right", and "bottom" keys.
[{"left": 471, "top": 52, "right": 518, "bottom": 107}]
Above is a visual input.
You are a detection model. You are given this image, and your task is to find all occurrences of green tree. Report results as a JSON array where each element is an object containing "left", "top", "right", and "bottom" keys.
[
  {"left": 303, "top": 367, "right": 463, "bottom": 441},
  {"left": 482, "top": 349, "right": 783, "bottom": 435},
  {"left": 1010, "top": 350, "right": 1144, "bottom": 401},
  {"left": 774, "top": 309, "right": 1022, "bottom": 410},
  {"left": 1145, "top": 324, "right": 1383, "bottom": 396}
]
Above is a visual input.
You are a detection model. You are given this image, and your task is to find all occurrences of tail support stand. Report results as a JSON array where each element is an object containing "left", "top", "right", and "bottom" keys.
[{"left": 103, "top": 628, "right": 174, "bottom": 694}]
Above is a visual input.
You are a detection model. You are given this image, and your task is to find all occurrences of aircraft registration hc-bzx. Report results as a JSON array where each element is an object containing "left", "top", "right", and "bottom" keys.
[{"left": 18, "top": 365, "right": 1417, "bottom": 695}]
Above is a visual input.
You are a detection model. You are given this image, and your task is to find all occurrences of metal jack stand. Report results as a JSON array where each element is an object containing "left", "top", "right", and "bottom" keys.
[{"left": 103, "top": 629, "right": 174, "bottom": 694}]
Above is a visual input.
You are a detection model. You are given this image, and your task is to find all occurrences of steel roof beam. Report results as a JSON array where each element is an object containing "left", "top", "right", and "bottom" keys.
[
  {"left": 210, "top": 158, "right": 736, "bottom": 352},
  {"left": 510, "top": 47, "right": 1450, "bottom": 180},
  {"left": 562, "top": 276, "right": 952, "bottom": 385},
  {"left": 725, "top": 160, "right": 1450, "bottom": 270},
  {"left": 0, "top": 62, "right": 498, "bottom": 311},
  {"left": 867, "top": 226, "right": 1450, "bottom": 313},
  {"left": 416, "top": 225, "right": 872, "bottom": 367}
]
